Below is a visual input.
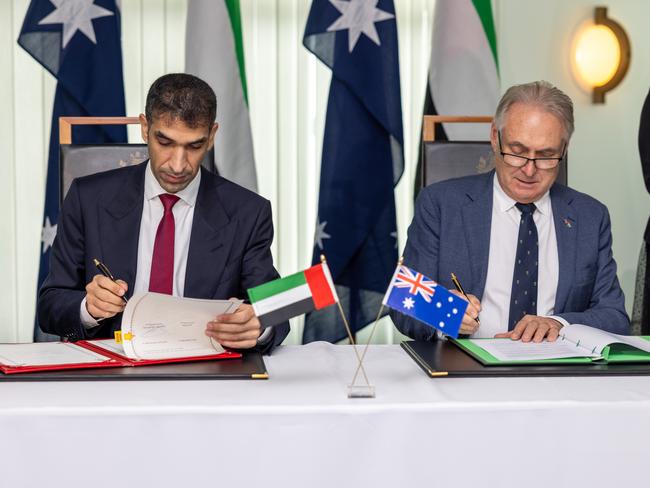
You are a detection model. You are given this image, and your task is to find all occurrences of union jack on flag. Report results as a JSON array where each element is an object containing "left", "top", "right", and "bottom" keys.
[
  {"left": 383, "top": 264, "right": 468, "bottom": 338},
  {"left": 393, "top": 266, "right": 437, "bottom": 302}
]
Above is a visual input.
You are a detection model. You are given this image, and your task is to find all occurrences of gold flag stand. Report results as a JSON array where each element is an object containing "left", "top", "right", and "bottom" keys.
[{"left": 320, "top": 255, "right": 375, "bottom": 398}]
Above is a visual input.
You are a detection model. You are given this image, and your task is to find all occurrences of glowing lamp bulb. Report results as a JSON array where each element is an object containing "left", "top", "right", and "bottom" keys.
[{"left": 573, "top": 24, "right": 620, "bottom": 88}]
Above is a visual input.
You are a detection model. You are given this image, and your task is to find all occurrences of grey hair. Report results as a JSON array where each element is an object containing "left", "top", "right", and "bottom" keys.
[{"left": 494, "top": 81, "right": 574, "bottom": 141}]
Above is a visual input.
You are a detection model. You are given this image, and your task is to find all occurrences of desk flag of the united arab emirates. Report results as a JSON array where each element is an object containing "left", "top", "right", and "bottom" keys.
[{"left": 248, "top": 263, "right": 338, "bottom": 328}]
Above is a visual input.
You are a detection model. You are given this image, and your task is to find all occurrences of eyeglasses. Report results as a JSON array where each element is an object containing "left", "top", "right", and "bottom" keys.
[{"left": 498, "top": 131, "right": 566, "bottom": 170}]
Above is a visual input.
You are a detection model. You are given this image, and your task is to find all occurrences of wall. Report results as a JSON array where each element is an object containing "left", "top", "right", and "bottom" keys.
[
  {"left": 497, "top": 0, "right": 650, "bottom": 316},
  {"left": 0, "top": 0, "right": 647, "bottom": 342}
]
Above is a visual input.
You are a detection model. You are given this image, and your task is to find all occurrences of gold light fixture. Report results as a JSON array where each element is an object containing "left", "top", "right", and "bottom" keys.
[{"left": 571, "top": 6, "right": 630, "bottom": 103}]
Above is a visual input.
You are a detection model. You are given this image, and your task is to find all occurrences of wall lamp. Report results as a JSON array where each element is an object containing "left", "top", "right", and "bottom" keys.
[{"left": 571, "top": 6, "right": 630, "bottom": 103}]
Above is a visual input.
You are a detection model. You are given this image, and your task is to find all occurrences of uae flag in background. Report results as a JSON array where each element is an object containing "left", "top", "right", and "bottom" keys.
[
  {"left": 248, "top": 263, "right": 338, "bottom": 328},
  {"left": 186, "top": 0, "right": 258, "bottom": 192},
  {"left": 414, "top": 0, "right": 499, "bottom": 190}
]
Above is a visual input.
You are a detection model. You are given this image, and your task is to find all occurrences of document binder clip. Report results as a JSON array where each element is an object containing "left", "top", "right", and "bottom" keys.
[{"left": 114, "top": 331, "right": 134, "bottom": 344}]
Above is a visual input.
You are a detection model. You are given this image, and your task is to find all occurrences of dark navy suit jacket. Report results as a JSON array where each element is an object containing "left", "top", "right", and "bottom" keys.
[
  {"left": 392, "top": 171, "right": 630, "bottom": 341},
  {"left": 37, "top": 162, "right": 289, "bottom": 352}
]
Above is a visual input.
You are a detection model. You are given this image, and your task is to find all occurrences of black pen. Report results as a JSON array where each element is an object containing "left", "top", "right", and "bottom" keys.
[
  {"left": 450, "top": 272, "right": 479, "bottom": 324},
  {"left": 93, "top": 258, "right": 128, "bottom": 303}
]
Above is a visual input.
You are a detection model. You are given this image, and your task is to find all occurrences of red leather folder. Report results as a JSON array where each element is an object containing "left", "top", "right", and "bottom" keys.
[{"left": 0, "top": 340, "right": 241, "bottom": 375}]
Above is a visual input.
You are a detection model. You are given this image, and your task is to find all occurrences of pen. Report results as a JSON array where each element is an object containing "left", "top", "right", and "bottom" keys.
[
  {"left": 93, "top": 258, "right": 128, "bottom": 303},
  {"left": 450, "top": 272, "right": 479, "bottom": 324}
]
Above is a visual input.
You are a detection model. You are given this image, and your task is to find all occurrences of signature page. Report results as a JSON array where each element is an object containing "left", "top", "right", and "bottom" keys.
[
  {"left": 121, "top": 293, "right": 242, "bottom": 360},
  {"left": 562, "top": 324, "right": 650, "bottom": 355},
  {"left": 470, "top": 337, "right": 601, "bottom": 362}
]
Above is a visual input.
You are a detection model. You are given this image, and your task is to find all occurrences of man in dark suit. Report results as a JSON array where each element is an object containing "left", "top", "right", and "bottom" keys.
[
  {"left": 38, "top": 73, "right": 289, "bottom": 352},
  {"left": 393, "top": 81, "right": 629, "bottom": 342}
]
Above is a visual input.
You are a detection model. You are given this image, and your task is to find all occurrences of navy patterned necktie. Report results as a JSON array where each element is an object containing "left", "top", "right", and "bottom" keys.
[{"left": 508, "top": 202, "right": 538, "bottom": 330}]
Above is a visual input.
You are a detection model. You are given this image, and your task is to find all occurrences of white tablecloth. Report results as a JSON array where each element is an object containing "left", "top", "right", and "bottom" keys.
[{"left": 1, "top": 342, "right": 649, "bottom": 488}]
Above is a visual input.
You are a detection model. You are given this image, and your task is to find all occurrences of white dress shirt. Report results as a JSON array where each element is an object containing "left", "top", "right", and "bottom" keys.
[
  {"left": 474, "top": 174, "right": 567, "bottom": 338},
  {"left": 133, "top": 162, "right": 200, "bottom": 297}
]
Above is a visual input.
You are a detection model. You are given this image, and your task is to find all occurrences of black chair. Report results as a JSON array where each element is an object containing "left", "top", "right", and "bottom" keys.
[
  {"left": 58, "top": 116, "right": 216, "bottom": 204},
  {"left": 420, "top": 115, "right": 568, "bottom": 191}
]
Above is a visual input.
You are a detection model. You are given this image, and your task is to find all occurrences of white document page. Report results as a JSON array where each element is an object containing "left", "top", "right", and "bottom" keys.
[
  {"left": 561, "top": 324, "right": 650, "bottom": 355},
  {"left": 121, "top": 293, "right": 243, "bottom": 360},
  {"left": 0, "top": 342, "right": 111, "bottom": 367},
  {"left": 470, "top": 337, "right": 601, "bottom": 362}
]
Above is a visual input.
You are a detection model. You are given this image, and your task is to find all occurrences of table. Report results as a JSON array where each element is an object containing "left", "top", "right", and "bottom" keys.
[{"left": 1, "top": 343, "right": 648, "bottom": 487}]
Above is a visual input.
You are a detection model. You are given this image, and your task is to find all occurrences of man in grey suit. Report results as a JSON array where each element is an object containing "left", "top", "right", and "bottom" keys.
[{"left": 393, "top": 81, "right": 629, "bottom": 342}]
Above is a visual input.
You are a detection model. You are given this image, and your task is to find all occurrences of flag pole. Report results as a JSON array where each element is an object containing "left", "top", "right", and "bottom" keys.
[
  {"left": 350, "top": 256, "right": 403, "bottom": 388},
  {"left": 320, "top": 255, "right": 372, "bottom": 391}
]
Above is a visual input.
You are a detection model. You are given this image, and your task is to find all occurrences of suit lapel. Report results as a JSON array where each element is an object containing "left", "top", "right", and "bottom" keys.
[
  {"left": 184, "top": 170, "right": 237, "bottom": 298},
  {"left": 461, "top": 172, "right": 494, "bottom": 298},
  {"left": 551, "top": 185, "right": 577, "bottom": 313},
  {"left": 98, "top": 164, "right": 146, "bottom": 297}
]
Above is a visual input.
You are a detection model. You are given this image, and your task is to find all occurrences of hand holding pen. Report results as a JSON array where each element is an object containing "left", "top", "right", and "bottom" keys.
[
  {"left": 84, "top": 258, "right": 129, "bottom": 321},
  {"left": 450, "top": 273, "right": 482, "bottom": 336}
]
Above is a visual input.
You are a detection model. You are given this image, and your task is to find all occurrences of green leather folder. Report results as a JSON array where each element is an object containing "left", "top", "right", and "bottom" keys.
[{"left": 452, "top": 337, "right": 650, "bottom": 366}]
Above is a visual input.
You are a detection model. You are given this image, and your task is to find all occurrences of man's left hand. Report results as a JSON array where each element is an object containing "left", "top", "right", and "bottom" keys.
[
  {"left": 494, "top": 315, "right": 563, "bottom": 342},
  {"left": 205, "top": 303, "right": 261, "bottom": 349}
]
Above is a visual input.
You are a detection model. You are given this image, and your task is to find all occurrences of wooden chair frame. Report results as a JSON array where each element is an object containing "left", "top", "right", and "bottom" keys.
[
  {"left": 59, "top": 116, "right": 140, "bottom": 144},
  {"left": 422, "top": 115, "right": 493, "bottom": 142}
]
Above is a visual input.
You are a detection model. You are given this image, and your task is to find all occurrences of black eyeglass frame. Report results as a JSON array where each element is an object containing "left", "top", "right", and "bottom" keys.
[{"left": 497, "top": 130, "right": 566, "bottom": 170}]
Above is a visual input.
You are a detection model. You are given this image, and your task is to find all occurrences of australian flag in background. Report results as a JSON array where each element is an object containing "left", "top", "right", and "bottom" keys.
[
  {"left": 302, "top": 0, "right": 404, "bottom": 343},
  {"left": 18, "top": 0, "right": 127, "bottom": 341},
  {"left": 383, "top": 265, "right": 468, "bottom": 338}
]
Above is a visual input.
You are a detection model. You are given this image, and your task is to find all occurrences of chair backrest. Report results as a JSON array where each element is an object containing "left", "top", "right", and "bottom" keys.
[
  {"left": 58, "top": 116, "right": 216, "bottom": 205},
  {"left": 420, "top": 115, "right": 568, "bottom": 189}
]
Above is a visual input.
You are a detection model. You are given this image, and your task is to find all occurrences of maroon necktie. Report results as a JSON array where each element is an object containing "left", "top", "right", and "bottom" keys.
[{"left": 149, "top": 194, "right": 180, "bottom": 295}]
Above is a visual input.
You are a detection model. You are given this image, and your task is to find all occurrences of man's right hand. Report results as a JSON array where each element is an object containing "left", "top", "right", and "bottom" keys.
[
  {"left": 449, "top": 290, "right": 481, "bottom": 335},
  {"left": 85, "top": 275, "right": 128, "bottom": 320}
]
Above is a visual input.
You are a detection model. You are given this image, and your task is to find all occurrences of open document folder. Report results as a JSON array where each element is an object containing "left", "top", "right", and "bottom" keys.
[
  {"left": 453, "top": 324, "right": 650, "bottom": 366},
  {"left": 0, "top": 293, "right": 243, "bottom": 374}
]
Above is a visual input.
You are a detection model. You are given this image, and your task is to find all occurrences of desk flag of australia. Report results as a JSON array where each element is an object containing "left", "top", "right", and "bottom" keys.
[
  {"left": 302, "top": 0, "right": 404, "bottom": 343},
  {"left": 18, "top": 0, "right": 127, "bottom": 341},
  {"left": 383, "top": 265, "right": 468, "bottom": 338}
]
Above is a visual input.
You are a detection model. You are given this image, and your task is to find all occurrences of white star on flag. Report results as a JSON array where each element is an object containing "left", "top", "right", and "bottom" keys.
[
  {"left": 41, "top": 217, "right": 57, "bottom": 254},
  {"left": 327, "top": 0, "right": 395, "bottom": 53},
  {"left": 314, "top": 217, "right": 331, "bottom": 250},
  {"left": 39, "top": 0, "right": 114, "bottom": 49},
  {"left": 402, "top": 297, "right": 414, "bottom": 310}
]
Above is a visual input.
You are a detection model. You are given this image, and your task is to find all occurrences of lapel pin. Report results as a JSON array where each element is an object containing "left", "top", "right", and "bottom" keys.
[{"left": 563, "top": 217, "right": 572, "bottom": 228}]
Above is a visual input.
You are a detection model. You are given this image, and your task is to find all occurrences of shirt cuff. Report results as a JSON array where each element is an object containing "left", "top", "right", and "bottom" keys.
[
  {"left": 80, "top": 296, "right": 101, "bottom": 329},
  {"left": 256, "top": 326, "right": 273, "bottom": 346},
  {"left": 546, "top": 315, "right": 570, "bottom": 329}
]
